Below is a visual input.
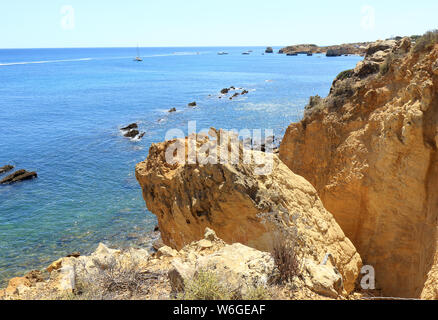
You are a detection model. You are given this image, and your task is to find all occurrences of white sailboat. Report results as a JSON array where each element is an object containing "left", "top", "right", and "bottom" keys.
[{"left": 134, "top": 45, "right": 143, "bottom": 61}]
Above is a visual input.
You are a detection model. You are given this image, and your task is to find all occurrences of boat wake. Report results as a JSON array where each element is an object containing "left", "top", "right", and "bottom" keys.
[
  {"left": 0, "top": 52, "right": 202, "bottom": 66},
  {"left": 0, "top": 58, "right": 93, "bottom": 66}
]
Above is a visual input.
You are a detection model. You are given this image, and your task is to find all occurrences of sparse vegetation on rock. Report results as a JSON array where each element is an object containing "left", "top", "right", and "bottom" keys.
[{"left": 413, "top": 29, "right": 438, "bottom": 53}]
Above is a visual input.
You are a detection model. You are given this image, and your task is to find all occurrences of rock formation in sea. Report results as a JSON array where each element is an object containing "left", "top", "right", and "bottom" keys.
[
  {"left": 0, "top": 169, "right": 37, "bottom": 184},
  {"left": 135, "top": 129, "right": 362, "bottom": 292},
  {"left": 279, "top": 37, "right": 438, "bottom": 298},
  {"left": 280, "top": 42, "right": 370, "bottom": 56},
  {"left": 0, "top": 165, "right": 14, "bottom": 175},
  {"left": 120, "top": 123, "right": 145, "bottom": 140},
  {"left": 121, "top": 123, "right": 138, "bottom": 131}
]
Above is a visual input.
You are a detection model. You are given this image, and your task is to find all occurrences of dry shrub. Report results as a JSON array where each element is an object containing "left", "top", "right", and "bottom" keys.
[
  {"left": 257, "top": 210, "right": 302, "bottom": 285},
  {"left": 271, "top": 232, "right": 300, "bottom": 284},
  {"left": 73, "top": 257, "right": 160, "bottom": 300},
  {"left": 413, "top": 30, "right": 438, "bottom": 53}
]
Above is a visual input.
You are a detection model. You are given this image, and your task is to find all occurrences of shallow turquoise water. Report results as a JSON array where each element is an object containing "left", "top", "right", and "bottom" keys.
[{"left": 0, "top": 47, "right": 361, "bottom": 285}]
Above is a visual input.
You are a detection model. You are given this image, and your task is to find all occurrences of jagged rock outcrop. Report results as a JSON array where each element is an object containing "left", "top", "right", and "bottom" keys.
[
  {"left": 1, "top": 243, "right": 154, "bottom": 300},
  {"left": 421, "top": 251, "right": 438, "bottom": 300},
  {"left": 135, "top": 129, "right": 362, "bottom": 292},
  {"left": 1, "top": 228, "right": 353, "bottom": 300},
  {"left": 279, "top": 37, "right": 438, "bottom": 298}
]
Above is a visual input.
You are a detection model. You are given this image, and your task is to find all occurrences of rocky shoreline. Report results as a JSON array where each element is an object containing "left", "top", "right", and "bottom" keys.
[
  {"left": 2, "top": 35, "right": 438, "bottom": 300},
  {"left": 279, "top": 42, "right": 371, "bottom": 56}
]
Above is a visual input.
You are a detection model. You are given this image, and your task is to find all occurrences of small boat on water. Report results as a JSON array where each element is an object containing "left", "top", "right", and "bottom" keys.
[
  {"left": 134, "top": 45, "right": 143, "bottom": 61},
  {"left": 218, "top": 52, "right": 228, "bottom": 55}
]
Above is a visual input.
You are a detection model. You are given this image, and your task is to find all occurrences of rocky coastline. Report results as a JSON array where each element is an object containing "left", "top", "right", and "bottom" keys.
[
  {"left": 279, "top": 42, "right": 371, "bottom": 56},
  {"left": 2, "top": 35, "right": 438, "bottom": 300}
]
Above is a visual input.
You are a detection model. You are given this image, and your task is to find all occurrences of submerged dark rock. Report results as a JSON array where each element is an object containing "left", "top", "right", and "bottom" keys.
[
  {"left": 125, "top": 130, "right": 145, "bottom": 140},
  {"left": 0, "top": 170, "right": 38, "bottom": 184},
  {"left": 229, "top": 92, "right": 240, "bottom": 100},
  {"left": 0, "top": 165, "right": 14, "bottom": 175},
  {"left": 66, "top": 252, "right": 81, "bottom": 258}
]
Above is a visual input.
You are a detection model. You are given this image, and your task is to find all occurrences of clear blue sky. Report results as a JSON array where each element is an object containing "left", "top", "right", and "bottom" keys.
[{"left": 1, "top": 0, "right": 437, "bottom": 48}]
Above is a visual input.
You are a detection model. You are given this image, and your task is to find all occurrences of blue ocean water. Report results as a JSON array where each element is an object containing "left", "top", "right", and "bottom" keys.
[{"left": 0, "top": 47, "right": 361, "bottom": 285}]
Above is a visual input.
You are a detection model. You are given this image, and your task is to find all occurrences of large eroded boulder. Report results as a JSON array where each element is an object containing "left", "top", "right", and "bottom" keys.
[
  {"left": 136, "top": 129, "right": 362, "bottom": 292},
  {"left": 169, "top": 229, "right": 275, "bottom": 295}
]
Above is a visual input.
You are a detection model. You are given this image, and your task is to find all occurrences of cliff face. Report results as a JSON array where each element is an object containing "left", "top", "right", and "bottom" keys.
[
  {"left": 279, "top": 38, "right": 438, "bottom": 298},
  {"left": 135, "top": 130, "right": 362, "bottom": 292}
]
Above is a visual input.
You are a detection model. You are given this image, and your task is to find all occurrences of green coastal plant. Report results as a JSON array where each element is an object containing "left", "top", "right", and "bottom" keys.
[
  {"left": 243, "top": 285, "right": 272, "bottom": 300},
  {"left": 336, "top": 69, "right": 354, "bottom": 81},
  {"left": 178, "top": 270, "right": 231, "bottom": 300}
]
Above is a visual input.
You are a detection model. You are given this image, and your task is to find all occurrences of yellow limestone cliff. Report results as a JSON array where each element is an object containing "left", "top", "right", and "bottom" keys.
[
  {"left": 279, "top": 38, "right": 438, "bottom": 298},
  {"left": 136, "top": 130, "right": 362, "bottom": 292}
]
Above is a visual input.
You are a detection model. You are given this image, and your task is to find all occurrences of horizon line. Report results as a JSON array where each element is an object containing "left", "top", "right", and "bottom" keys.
[{"left": 0, "top": 39, "right": 397, "bottom": 51}]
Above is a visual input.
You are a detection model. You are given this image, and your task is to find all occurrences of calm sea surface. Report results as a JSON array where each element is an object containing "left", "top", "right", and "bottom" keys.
[{"left": 0, "top": 47, "right": 361, "bottom": 284}]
